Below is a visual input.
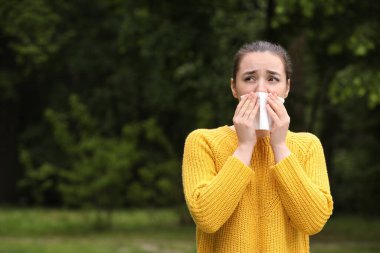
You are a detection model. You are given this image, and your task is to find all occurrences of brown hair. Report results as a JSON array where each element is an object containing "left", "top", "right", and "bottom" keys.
[{"left": 232, "top": 41, "right": 292, "bottom": 81}]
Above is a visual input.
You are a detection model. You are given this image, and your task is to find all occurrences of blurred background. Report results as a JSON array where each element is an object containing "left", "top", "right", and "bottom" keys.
[{"left": 0, "top": 0, "right": 379, "bottom": 252}]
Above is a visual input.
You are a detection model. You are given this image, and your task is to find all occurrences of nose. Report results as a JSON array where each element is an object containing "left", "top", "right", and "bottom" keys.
[{"left": 256, "top": 78, "right": 268, "bottom": 93}]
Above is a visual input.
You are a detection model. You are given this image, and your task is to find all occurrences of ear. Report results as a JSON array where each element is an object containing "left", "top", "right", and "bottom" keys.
[
  {"left": 284, "top": 79, "right": 290, "bottom": 98},
  {"left": 231, "top": 78, "right": 238, "bottom": 99}
]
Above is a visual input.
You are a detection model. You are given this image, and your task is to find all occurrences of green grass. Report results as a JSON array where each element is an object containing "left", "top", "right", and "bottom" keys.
[
  {"left": 0, "top": 208, "right": 379, "bottom": 253},
  {"left": 0, "top": 208, "right": 196, "bottom": 253},
  {"left": 0, "top": 208, "right": 186, "bottom": 235},
  {"left": 310, "top": 214, "right": 380, "bottom": 253},
  {"left": 0, "top": 235, "right": 196, "bottom": 253}
]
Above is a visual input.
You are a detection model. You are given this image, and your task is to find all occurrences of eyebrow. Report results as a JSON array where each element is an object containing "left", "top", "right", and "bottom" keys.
[
  {"left": 242, "top": 70, "right": 281, "bottom": 76},
  {"left": 267, "top": 70, "right": 281, "bottom": 77},
  {"left": 242, "top": 70, "right": 257, "bottom": 76}
]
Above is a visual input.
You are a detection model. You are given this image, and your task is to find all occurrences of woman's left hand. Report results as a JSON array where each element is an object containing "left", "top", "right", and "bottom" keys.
[{"left": 266, "top": 93, "right": 291, "bottom": 163}]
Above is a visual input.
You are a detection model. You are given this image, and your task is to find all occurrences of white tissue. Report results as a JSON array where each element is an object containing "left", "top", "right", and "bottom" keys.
[
  {"left": 240, "top": 92, "right": 285, "bottom": 130},
  {"left": 255, "top": 92, "right": 285, "bottom": 130}
]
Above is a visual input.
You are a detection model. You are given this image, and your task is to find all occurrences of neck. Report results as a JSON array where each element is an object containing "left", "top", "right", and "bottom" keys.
[{"left": 256, "top": 130, "right": 270, "bottom": 138}]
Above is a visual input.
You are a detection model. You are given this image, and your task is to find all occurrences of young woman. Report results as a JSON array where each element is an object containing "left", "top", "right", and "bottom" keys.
[{"left": 182, "top": 41, "right": 333, "bottom": 253}]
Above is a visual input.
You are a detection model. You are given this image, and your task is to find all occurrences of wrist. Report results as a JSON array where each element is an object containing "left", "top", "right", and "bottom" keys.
[
  {"left": 233, "top": 144, "right": 254, "bottom": 166},
  {"left": 271, "top": 143, "right": 287, "bottom": 152},
  {"left": 237, "top": 142, "right": 255, "bottom": 152},
  {"left": 271, "top": 144, "right": 291, "bottom": 164}
]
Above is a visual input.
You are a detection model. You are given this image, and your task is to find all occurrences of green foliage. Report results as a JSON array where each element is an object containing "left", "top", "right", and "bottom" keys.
[
  {"left": 329, "top": 98, "right": 380, "bottom": 215},
  {"left": 18, "top": 151, "right": 57, "bottom": 205},
  {"left": 0, "top": 0, "right": 60, "bottom": 66},
  {"left": 20, "top": 94, "right": 181, "bottom": 214},
  {"left": 273, "top": 0, "right": 380, "bottom": 107},
  {"left": 330, "top": 66, "right": 380, "bottom": 108},
  {"left": 0, "top": 0, "right": 378, "bottom": 217},
  {"left": 333, "top": 147, "right": 380, "bottom": 215}
]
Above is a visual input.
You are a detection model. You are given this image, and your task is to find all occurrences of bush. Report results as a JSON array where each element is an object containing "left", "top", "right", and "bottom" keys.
[{"left": 19, "top": 94, "right": 182, "bottom": 217}]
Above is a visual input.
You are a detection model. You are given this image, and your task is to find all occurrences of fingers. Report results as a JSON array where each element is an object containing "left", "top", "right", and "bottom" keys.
[
  {"left": 267, "top": 93, "right": 285, "bottom": 117},
  {"left": 266, "top": 103, "right": 280, "bottom": 125},
  {"left": 235, "top": 93, "right": 250, "bottom": 116},
  {"left": 266, "top": 93, "right": 290, "bottom": 128},
  {"left": 235, "top": 92, "right": 256, "bottom": 118},
  {"left": 241, "top": 94, "right": 258, "bottom": 118},
  {"left": 248, "top": 97, "right": 259, "bottom": 120}
]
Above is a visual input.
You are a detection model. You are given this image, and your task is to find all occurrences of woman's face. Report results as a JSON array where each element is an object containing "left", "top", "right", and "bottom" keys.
[{"left": 231, "top": 52, "right": 290, "bottom": 100}]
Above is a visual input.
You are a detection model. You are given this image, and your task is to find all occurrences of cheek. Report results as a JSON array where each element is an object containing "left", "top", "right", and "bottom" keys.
[
  {"left": 235, "top": 82, "right": 255, "bottom": 94},
  {"left": 269, "top": 83, "right": 288, "bottom": 95}
]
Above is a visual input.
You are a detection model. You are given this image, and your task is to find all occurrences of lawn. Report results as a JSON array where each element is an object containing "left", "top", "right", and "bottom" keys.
[{"left": 0, "top": 208, "right": 378, "bottom": 253}]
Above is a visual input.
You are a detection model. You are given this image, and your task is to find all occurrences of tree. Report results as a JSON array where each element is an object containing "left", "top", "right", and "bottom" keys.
[
  {"left": 271, "top": 0, "right": 380, "bottom": 215},
  {"left": 20, "top": 94, "right": 181, "bottom": 225},
  {"left": 1, "top": 0, "right": 379, "bottom": 217}
]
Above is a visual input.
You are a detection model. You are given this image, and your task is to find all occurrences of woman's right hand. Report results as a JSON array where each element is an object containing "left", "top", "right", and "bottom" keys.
[{"left": 232, "top": 92, "right": 259, "bottom": 166}]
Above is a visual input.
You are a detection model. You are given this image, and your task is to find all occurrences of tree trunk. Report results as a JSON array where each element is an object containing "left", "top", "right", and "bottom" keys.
[
  {"left": 265, "top": 0, "right": 275, "bottom": 41},
  {"left": 0, "top": 99, "right": 20, "bottom": 203}
]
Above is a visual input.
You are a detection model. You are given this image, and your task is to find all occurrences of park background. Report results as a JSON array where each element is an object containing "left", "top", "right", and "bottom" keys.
[{"left": 0, "top": 0, "right": 379, "bottom": 252}]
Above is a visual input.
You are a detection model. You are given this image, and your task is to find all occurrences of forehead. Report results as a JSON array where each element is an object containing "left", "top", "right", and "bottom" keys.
[{"left": 239, "top": 52, "right": 285, "bottom": 74}]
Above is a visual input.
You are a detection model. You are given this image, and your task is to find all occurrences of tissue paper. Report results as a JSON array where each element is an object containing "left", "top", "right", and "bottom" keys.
[
  {"left": 255, "top": 92, "right": 285, "bottom": 130},
  {"left": 240, "top": 92, "right": 285, "bottom": 130}
]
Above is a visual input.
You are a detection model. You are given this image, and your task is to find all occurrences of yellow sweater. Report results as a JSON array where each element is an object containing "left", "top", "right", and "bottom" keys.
[{"left": 182, "top": 126, "right": 333, "bottom": 253}]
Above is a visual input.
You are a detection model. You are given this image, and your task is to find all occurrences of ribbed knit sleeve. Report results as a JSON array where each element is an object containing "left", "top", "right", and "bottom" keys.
[
  {"left": 272, "top": 134, "right": 333, "bottom": 235},
  {"left": 182, "top": 130, "right": 253, "bottom": 233}
]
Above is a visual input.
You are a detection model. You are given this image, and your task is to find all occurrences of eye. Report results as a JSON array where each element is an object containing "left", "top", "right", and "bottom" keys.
[
  {"left": 244, "top": 76, "right": 256, "bottom": 82},
  {"left": 268, "top": 76, "right": 280, "bottom": 83}
]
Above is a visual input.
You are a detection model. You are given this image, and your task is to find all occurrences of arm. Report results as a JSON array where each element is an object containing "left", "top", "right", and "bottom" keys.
[
  {"left": 182, "top": 130, "right": 253, "bottom": 233},
  {"left": 272, "top": 135, "right": 333, "bottom": 235}
]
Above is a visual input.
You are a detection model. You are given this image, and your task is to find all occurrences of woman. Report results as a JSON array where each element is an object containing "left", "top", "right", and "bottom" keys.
[{"left": 182, "top": 41, "right": 333, "bottom": 253}]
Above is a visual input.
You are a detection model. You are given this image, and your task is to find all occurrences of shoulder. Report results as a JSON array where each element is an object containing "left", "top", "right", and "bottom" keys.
[
  {"left": 185, "top": 126, "right": 232, "bottom": 146},
  {"left": 288, "top": 131, "right": 321, "bottom": 143},
  {"left": 287, "top": 131, "right": 323, "bottom": 153}
]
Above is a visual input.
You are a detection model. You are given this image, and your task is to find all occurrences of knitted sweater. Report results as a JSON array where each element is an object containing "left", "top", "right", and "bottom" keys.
[{"left": 182, "top": 126, "right": 333, "bottom": 253}]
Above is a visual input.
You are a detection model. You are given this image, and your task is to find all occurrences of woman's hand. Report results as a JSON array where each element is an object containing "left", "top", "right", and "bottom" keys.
[
  {"left": 266, "top": 93, "right": 291, "bottom": 163},
  {"left": 232, "top": 92, "right": 259, "bottom": 166}
]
